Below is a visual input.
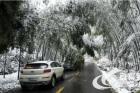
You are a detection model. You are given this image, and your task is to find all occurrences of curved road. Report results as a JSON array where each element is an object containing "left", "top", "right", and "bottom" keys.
[
  {"left": 63, "top": 62, "right": 112, "bottom": 93},
  {"left": 7, "top": 63, "right": 112, "bottom": 93}
]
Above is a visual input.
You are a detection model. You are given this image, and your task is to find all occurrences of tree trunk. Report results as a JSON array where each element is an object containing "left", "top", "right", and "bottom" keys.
[
  {"left": 54, "top": 49, "right": 58, "bottom": 61},
  {"left": 17, "top": 46, "right": 21, "bottom": 79},
  {"left": 3, "top": 52, "right": 7, "bottom": 78}
]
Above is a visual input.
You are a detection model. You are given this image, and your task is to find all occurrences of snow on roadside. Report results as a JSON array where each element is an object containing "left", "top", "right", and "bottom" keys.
[
  {"left": 102, "top": 70, "right": 131, "bottom": 93},
  {"left": 97, "top": 56, "right": 111, "bottom": 71},
  {"left": 84, "top": 54, "right": 140, "bottom": 93},
  {"left": 97, "top": 56, "right": 140, "bottom": 93},
  {"left": 0, "top": 72, "right": 20, "bottom": 93}
]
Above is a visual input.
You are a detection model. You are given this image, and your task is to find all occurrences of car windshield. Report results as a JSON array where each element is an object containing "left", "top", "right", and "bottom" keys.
[{"left": 24, "top": 63, "right": 48, "bottom": 69}]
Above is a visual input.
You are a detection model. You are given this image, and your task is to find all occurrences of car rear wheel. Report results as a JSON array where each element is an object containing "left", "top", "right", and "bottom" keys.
[{"left": 50, "top": 76, "right": 56, "bottom": 88}]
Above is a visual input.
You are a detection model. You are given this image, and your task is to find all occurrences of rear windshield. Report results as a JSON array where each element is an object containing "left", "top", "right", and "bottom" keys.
[{"left": 24, "top": 63, "right": 48, "bottom": 69}]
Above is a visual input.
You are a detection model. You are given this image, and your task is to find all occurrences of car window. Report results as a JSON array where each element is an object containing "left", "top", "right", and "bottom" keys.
[
  {"left": 51, "top": 62, "right": 57, "bottom": 67},
  {"left": 55, "top": 62, "right": 61, "bottom": 67},
  {"left": 24, "top": 63, "right": 48, "bottom": 69},
  {"left": 51, "top": 62, "right": 61, "bottom": 67}
]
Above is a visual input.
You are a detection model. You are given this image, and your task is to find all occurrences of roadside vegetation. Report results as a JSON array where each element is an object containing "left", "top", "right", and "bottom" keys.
[{"left": 1, "top": 0, "right": 140, "bottom": 92}]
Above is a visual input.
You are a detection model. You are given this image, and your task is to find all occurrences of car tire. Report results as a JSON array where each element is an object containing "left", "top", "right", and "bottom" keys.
[
  {"left": 50, "top": 76, "right": 56, "bottom": 88},
  {"left": 21, "top": 84, "right": 28, "bottom": 90}
]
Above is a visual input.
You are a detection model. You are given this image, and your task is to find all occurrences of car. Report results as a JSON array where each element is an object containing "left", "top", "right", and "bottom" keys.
[
  {"left": 63, "top": 62, "right": 75, "bottom": 71},
  {"left": 19, "top": 61, "right": 64, "bottom": 89}
]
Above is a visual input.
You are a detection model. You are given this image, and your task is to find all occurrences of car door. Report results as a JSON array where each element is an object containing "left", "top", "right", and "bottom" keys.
[
  {"left": 55, "top": 62, "right": 64, "bottom": 77},
  {"left": 51, "top": 62, "right": 60, "bottom": 78}
]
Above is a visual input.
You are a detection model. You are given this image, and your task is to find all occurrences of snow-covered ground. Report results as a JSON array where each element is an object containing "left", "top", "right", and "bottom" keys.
[
  {"left": 0, "top": 72, "right": 20, "bottom": 93},
  {"left": 96, "top": 56, "right": 140, "bottom": 93}
]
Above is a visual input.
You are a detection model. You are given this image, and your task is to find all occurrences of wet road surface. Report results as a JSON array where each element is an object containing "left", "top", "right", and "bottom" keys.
[
  {"left": 6, "top": 63, "right": 112, "bottom": 93},
  {"left": 63, "top": 62, "right": 112, "bottom": 93}
]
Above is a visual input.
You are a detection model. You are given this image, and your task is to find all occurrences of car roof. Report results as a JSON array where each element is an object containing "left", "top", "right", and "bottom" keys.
[{"left": 32, "top": 61, "right": 54, "bottom": 64}]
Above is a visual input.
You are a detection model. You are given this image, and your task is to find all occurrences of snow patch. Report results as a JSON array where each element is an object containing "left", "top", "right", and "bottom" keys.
[
  {"left": 98, "top": 57, "right": 140, "bottom": 92},
  {"left": 0, "top": 72, "right": 20, "bottom": 92},
  {"left": 91, "top": 55, "right": 140, "bottom": 93},
  {"left": 89, "top": 25, "right": 96, "bottom": 34},
  {"left": 82, "top": 33, "right": 94, "bottom": 47},
  {"left": 92, "top": 75, "right": 111, "bottom": 90},
  {"left": 94, "top": 35, "right": 104, "bottom": 47}
]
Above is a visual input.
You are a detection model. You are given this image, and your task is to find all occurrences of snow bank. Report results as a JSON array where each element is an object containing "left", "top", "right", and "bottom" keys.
[
  {"left": 95, "top": 56, "right": 140, "bottom": 93},
  {"left": 102, "top": 70, "right": 131, "bottom": 93},
  {"left": 119, "top": 71, "right": 140, "bottom": 92},
  {"left": 0, "top": 72, "right": 20, "bottom": 92},
  {"left": 97, "top": 56, "right": 111, "bottom": 71}
]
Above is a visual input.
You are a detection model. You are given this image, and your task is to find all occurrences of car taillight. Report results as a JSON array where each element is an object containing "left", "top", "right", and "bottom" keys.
[{"left": 44, "top": 69, "right": 51, "bottom": 73}]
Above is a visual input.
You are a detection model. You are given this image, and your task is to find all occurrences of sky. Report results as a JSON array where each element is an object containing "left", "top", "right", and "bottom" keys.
[
  {"left": 29, "top": 0, "right": 68, "bottom": 13},
  {"left": 29, "top": 0, "right": 46, "bottom": 11},
  {"left": 28, "top": 0, "right": 111, "bottom": 12}
]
